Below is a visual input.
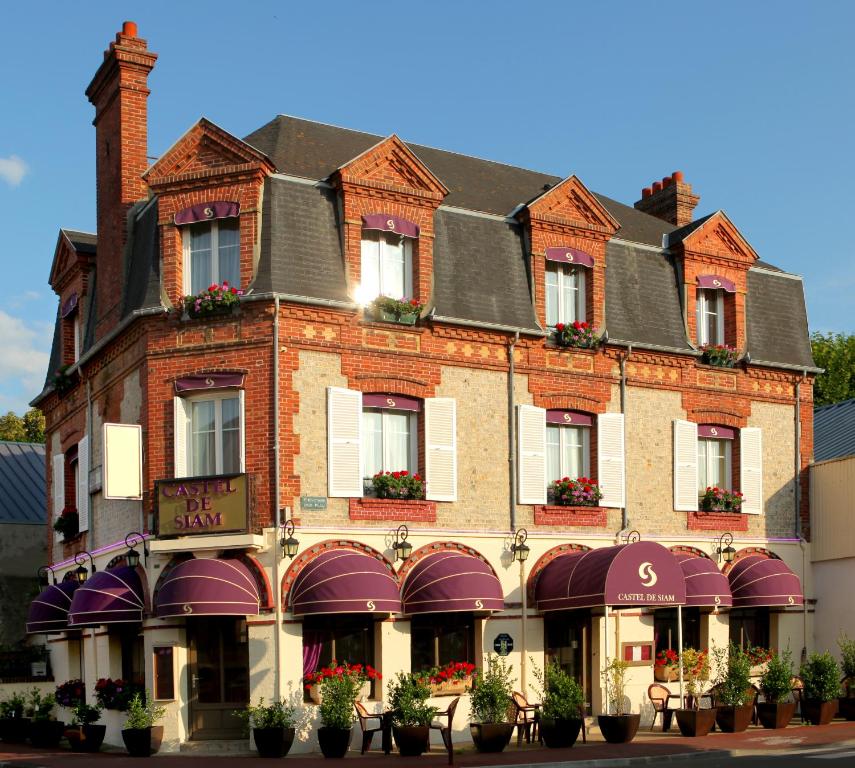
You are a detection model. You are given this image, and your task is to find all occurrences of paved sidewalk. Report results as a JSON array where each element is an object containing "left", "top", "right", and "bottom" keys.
[{"left": 2, "top": 721, "right": 855, "bottom": 767}]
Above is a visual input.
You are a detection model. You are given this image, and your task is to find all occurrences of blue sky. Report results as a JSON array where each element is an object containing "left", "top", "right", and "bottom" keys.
[{"left": 1, "top": 1, "right": 852, "bottom": 414}]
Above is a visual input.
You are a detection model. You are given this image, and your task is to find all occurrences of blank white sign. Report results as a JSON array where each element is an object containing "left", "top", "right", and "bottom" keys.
[{"left": 103, "top": 423, "right": 143, "bottom": 500}]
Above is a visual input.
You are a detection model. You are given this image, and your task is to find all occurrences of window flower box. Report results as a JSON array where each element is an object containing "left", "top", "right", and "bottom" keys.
[
  {"left": 304, "top": 663, "right": 380, "bottom": 704},
  {"left": 554, "top": 321, "right": 601, "bottom": 350},
  {"left": 699, "top": 487, "right": 743, "bottom": 513},
  {"left": 368, "top": 471, "right": 425, "bottom": 500},
  {"left": 419, "top": 662, "right": 475, "bottom": 697},
  {"left": 654, "top": 649, "right": 679, "bottom": 682},
  {"left": 53, "top": 507, "right": 79, "bottom": 541},
  {"left": 700, "top": 344, "right": 737, "bottom": 368},
  {"left": 369, "top": 296, "right": 423, "bottom": 326},
  {"left": 182, "top": 281, "right": 243, "bottom": 320},
  {"left": 548, "top": 477, "right": 603, "bottom": 507}
]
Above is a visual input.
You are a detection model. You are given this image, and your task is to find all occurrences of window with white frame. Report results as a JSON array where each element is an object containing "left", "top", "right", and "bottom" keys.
[
  {"left": 73, "top": 314, "right": 81, "bottom": 362},
  {"left": 698, "top": 437, "right": 731, "bottom": 492},
  {"left": 185, "top": 393, "right": 242, "bottom": 476},
  {"left": 696, "top": 288, "right": 724, "bottom": 346},
  {"left": 184, "top": 219, "right": 240, "bottom": 295},
  {"left": 546, "top": 423, "right": 590, "bottom": 486},
  {"left": 362, "top": 406, "right": 417, "bottom": 484},
  {"left": 545, "top": 263, "right": 586, "bottom": 327},
  {"left": 360, "top": 230, "right": 413, "bottom": 302}
]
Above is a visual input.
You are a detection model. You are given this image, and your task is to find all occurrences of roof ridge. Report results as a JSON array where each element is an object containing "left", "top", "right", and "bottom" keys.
[{"left": 815, "top": 398, "right": 855, "bottom": 413}]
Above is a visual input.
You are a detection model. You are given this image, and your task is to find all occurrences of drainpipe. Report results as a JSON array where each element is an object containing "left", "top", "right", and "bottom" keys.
[
  {"left": 508, "top": 332, "right": 519, "bottom": 530},
  {"left": 86, "top": 376, "right": 95, "bottom": 545},
  {"left": 795, "top": 369, "right": 808, "bottom": 662},
  {"left": 272, "top": 296, "right": 282, "bottom": 702},
  {"left": 618, "top": 345, "right": 632, "bottom": 532}
]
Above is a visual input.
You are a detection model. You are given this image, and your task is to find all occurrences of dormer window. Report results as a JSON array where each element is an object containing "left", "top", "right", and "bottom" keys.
[
  {"left": 546, "top": 263, "right": 586, "bottom": 327},
  {"left": 184, "top": 219, "right": 240, "bottom": 295},
  {"left": 360, "top": 230, "right": 412, "bottom": 302},
  {"left": 696, "top": 288, "right": 724, "bottom": 346}
]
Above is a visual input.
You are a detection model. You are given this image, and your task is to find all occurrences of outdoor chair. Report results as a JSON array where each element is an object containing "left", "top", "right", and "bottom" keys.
[
  {"left": 790, "top": 675, "right": 805, "bottom": 723},
  {"left": 511, "top": 691, "right": 540, "bottom": 745},
  {"left": 647, "top": 683, "right": 680, "bottom": 731},
  {"left": 354, "top": 700, "right": 384, "bottom": 754},
  {"left": 429, "top": 696, "right": 459, "bottom": 765}
]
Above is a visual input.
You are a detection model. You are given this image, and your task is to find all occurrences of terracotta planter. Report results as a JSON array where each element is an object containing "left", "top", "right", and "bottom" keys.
[
  {"left": 715, "top": 703, "right": 754, "bottom": 733},
  {"left": 65, "top": 724, "right": 107, "bottom": 752},
  {"left": 540, "top": 717, "right": 583, "bottom": 748},
  {"left": 654, "top": 667, "right": 679, "bottom": 682},
  {"left": 317, "top": 726, "right": 352, "bottom": 758},
  {"left": 596, "top": 714, "right": 640, "bottom": 744},
  {"left": 429, "top": 676, "right": 472, "bottom": 696},
  {"left": 309, "top": 681, "right": 370, "bottom": 704},
  {"left": 676, "top": 708, "right": 717, "bottom": 737},
  {"left": 838, "top": 697, "right": 855, "bottom": 721},
  {"left": 802, "top": 699, "right": 837, "bottom": 726},
  {"left": 469, "top": 722, "right": 514, "bottom": 753},
  {"left": 29, "top": 719, "right": 65, "bottom": 748},
  {"left": 393, "top": 725, "right": 430, "bottom": 756},
  {"left": 0, "top": 717, "right": 30, "bottom": 743},
  {"left": 252, "top": 726, "right": 296, "bottom": 758},
  {"left": 756, "top": 701, "right": 795, "bottom": 729}
]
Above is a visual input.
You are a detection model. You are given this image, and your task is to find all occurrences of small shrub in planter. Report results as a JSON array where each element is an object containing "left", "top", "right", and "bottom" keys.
[
  {"left": 316, "top": 663, "right": 369, "bottom": 758},
  {"left": 469, "top": 655, "right": 515, "bottom": 753},
  {"left": 838, "top": 633, "right": 855, "bottom": 720},
  {"left": 368, "top": 470, "right": 425, "bottom": 500},
  {"left": 65, "top": 702, "right": 106, "bottom": 753},
  {"left": 548, "top": 476, "right": 603, "bottom": 507},
  {"left": 699, "top": 487, "right": 744, "bottom": 513},
  {"left": 554, "top": 321, "right": 601, "bottom": 349},
  {"left": 532, "top": 659, "right": 584, "bottom": 748},
  {"left": 711, "top": 644, "right": 754, "bottom": 733},
  {"left": 236, "top": 697, "right": 296, "bottom": 759},
  {"left": 598, "top": 658, "right": 640, "bottom": 744},
  {"left": 675, "top": 649, "right": 716, "bottom": 737},
  {"left": 0, "top": 691, "right": 30, "bottom": 743},
  {"left": 800, "top": 651, "right": 840, "bottom": 725},
  {"left": 758, "top": 650, "right": 796, "bottom": 729},
  {"left": 52, "top": 507, "right": 79, "bottom": 541},
  {"left": 370, "top": 296, "right": 423, "bottom": 324},
  {"left": 27, "top": 690, "right": 65, "bottom": 748},
  {"left": 700, "top": 343, "right": 737, "bottom": 367},
  {"left": 387, "top": 672, "right": 437, "bottom": 756},
  {"left": 122, "top": 691, "right": 166, "bottom": 757}
]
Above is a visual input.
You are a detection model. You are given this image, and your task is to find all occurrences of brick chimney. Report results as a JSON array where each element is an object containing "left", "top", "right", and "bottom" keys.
[
  {"left": 85, "top": 21, "right": 157, "bottom": 340},
  {"left": 633, "top": 171, "right": 700, "bottom": 227}
]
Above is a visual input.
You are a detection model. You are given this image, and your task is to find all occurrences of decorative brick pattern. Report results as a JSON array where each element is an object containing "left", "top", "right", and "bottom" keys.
[
  {"left": 533, "top": 505, "right": 607, "bottom": 527},
  {"left": 687, "top": 511, "right": 749, "bottom": 532},
  {"left": 349, "top": 497, "right": 437, "bottom": 523}
]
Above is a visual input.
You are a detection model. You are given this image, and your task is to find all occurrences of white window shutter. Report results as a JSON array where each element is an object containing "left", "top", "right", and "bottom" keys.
[
  {"left": 77, "top": 437, "right": 90, "bottom": 532},
  {"left": 425, "top": 398, "right": 457, "bottom": 502},
  {"left": 740, "top": 427, "right": 763, "bottom": 515},
  {"left": 517, "top": 405, "right": 546, "bottom": 505},
  {"left": 327, "top": 387, "right": 363, "bottom": 498},
  {"left": 173, "top": 397, "right": 190, "bottom": 478},
  {"left": 238, "top": 390, "right": 246, "bottom": 473},
  {"left": 598, "top": 413, "right": 625, "bottom": 509},
  {"left": 674, "top": 419, "right": 699, "bottom": 511},
  {"left": 52, "top": 454, "right": 65, "bottom": 542}
]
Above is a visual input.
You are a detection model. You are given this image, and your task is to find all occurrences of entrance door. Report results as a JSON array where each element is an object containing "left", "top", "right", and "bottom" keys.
[
  {"left": 187, "top": 617, "right": 249, "bottom": 739},
  {"left": 545, "top": 611, "right": 592, "bottom": 707}
]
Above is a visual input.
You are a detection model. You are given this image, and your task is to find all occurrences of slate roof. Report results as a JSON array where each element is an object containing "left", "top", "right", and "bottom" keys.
[
  {"left": 746, "top": 269, "right": 814, "bottom": 368},
  {"left": 814, "top": 399, "right": 855, "bottom": 463},
  {"left": 60, "top": 229, "right": 97, "bottom": 255},
  {"left": 0, "top": 442, "right": 46, "bottom": 524}
]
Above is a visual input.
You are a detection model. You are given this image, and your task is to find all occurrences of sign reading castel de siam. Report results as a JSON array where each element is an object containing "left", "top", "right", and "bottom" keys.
[{"left": 154, "top": 473, "right": 249, "bottom": 537}]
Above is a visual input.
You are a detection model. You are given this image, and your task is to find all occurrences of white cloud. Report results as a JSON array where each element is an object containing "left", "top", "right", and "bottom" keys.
[
  {"left": 0, "top": 155, "right": 28, "bottom": 187},
  {"left": 0, "top": 310, "right": 52, "bottom": 413}
]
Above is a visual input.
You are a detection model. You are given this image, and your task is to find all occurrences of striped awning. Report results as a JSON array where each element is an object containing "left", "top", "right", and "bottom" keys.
[
  {"left": 673, "top": 553, "right": 732, "bottom": 608},
  {"left": 402, "top": 550, "right": 504, "bottom": 615},
  {"left": 155, "top": 558, "right": 260, "bottom": 618},
  {"left": 26, "top": 581, "right": 79, "bottom": 634},
  {"left": 727, "top": 555, "right": 803, "bottom": 608},
  {"left": 290, "top": 549, "right": 401, "bottom": 616},
  {"left": 68, "top": 566, "right": 147, "bottom": 627}
]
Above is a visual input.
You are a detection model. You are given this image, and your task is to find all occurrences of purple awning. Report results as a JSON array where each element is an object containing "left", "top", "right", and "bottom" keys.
[
  {"left": 546, "top": 410, "right": 593, "bottom": 427},
  {"left": 290, "top": 549, "right": 401, "bottom": 616},
  {"left": 60, "top": 292, "right": 79, "bottom": 319},
  {"left": 155, "top": 558, "right": 260, "bottom": 618},
  {"left": 545, "top": 247, "right": 595, "bottom": 268},
  {"left": 174, "top": 372, "right": 245, "bottom": 393},
  {"left": 727, "top": 555, "right": 803, "bottom": 608},
  {"left": 698, "top": 425, "right": 735, "bottom": 440},
  {"left": 174, "top": 201, "right": 240, "bottom": 226},
  {"left": 363, "top": 394, "right": 421, "bottom": 412},
  {"left": 402, "top": 550, "right": 504, "bottom": 615},
  {"left": 68, "top": 567, "right": 147, "bottom": 627},
  {"left": 697, "top": 274, "right": 736, "bottom": 293},
  {"left": 26, "top": 581, "right": 79, "bottom": 634},
  {"left": 535, "top": 541, "right": 686, "bottom": 611},
  {"left": 673, "top": 553, "right": 732, "bottom": 608},
  {"left": 361, "top": 214, "right": 419, "bottom": 238}
]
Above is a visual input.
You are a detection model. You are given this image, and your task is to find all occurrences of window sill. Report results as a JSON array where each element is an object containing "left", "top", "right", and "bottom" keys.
[
  {"left": 359, "top": 318, "right": 426, "bottom": 333},
  {"left": 686, "top": 510, "right": 749, "bottom": 531},
  {"left": 534, "top": 505, "right": 607, "bottom": 527},
  {"left": 544, "top": 341, "right": 599, "bottom": 354},
  {"left": 179, "top": 304, "right": 241, "bottom": 323},
  {"left": 349, "top": 497, "right": 437, "bottom": 522}
]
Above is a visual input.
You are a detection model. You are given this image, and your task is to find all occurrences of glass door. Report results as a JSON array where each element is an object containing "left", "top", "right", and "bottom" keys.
[{"left": 545, "top": 611, "right": 592, "bottom": 709}]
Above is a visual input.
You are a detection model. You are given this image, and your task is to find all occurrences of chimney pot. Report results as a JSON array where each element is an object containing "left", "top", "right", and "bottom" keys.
[
  {"left": 122, "top": 21, "right": 138, "bottom": 37},
  {"left": 672, "top": 170, "right": 684, "bottom": 183},
  {"left": 642, "top": 187, "right": 652, "bottom": 199},
  {"left": 652, "top": 180, "right": 663, "bottom": 193},
  {"left": 662, "top": 176, "right": 672, "bottom": 188}
]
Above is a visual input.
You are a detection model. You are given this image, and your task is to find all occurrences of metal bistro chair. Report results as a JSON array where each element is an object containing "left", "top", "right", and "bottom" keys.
[
  {"left": 429, "top": 696, "right": 460, "bottom": 765},
  {"left": 354, "top": 700, "right": 384, "bottom": 754},
  {"left": 790, "top": 675, "right": 805, "bottom": 723},
  {"left": 511, "top": 691, "right": 540, "bottom": 746},
  {"left": 647, "top": 683, "right": 681, "bottom": 732}
]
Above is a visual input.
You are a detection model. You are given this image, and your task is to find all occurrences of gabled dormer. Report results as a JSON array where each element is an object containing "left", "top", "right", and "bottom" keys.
[
  {"left": 519, "top": 175, "right": 619, "bottom": 335},
  {"left": 332, "top": 135, "right": 448, "bottom": 312},
  {"left": 144, "top": 118, "right": 275, "bottom": 307},
  {"left": 49, "top": 230, "right": 96, "bottom": 366}
]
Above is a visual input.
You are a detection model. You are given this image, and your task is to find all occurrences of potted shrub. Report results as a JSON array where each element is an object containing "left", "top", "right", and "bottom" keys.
[
  {"left": 838, "top": 633, "right": 855, "bottom": 720},
  {"left": 0, "top": 691, "right": 30, "bottom": 743},
  {"left": 315, "top": 663, "right": 368, "bottom": 758},
  {"left": 800, "top": 651, "right": 840, "bottom": 725},
  {"left": 532, "top": 659, "right": 584, "bottom": 748},
  {"left": 554, "top": 321, "right": 601, "bottom": 349},
  {"left": 597, "top": 658, "right": 639, "bottom": 743},
  {"left": 712, "top": 644, "right": 754, "bottom": 733},
  {"left": 65, "top": 702, "right": 106, "bottom": 752},
  {"left": 387, "top": 672, "right": 437, "bottom": 756},
  {"left": 469, "top": 655, "right": 515, "bottom": 753},
  {"left": 548, "top": 476, "right": 603, "bottom": 507},
  {"left": 27, "top": 690, "right": 65, "bottom": 748},
  {"left": 369, "top": 296, "right": 423, "bottom": 325},
  {"left": 675, "top": 648, "right": 716, "bottom": 737},
  {"left": 121, "top": 691, "right": 166, "bottom": 757},
  {"left": 235, "top": 697, "right": 296, "bottom": 759},
  {"left": 654, "top": 649, "right": 680, "bottom": 682},
  {"left": 757, "top": 650, "right": 796, "bottom": 729}
]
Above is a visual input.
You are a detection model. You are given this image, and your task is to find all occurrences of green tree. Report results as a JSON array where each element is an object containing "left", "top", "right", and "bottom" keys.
[
  {"left": 810, "top": 332, "right": 855, "bottom": 407},
  {"left": 22, "top": 408, "right": 45, "bottom": 443},
  {"left": 0, "top": 408, "right": 45, "bottom": 443}
]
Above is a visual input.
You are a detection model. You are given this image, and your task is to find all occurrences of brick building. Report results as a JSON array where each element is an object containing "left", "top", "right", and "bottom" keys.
[{"left": 29, "top": 23, "right": 818, "bottom": 751}]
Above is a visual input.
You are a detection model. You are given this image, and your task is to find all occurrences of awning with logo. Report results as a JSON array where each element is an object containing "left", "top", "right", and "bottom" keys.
[
  {"left": 26, "top": 581, "right": 79, "bottom": 634},
  {"left": 68, "top": 566, "right": 147, "bottom": 627},
  {"left": 672, "top": 552, "right": 732, "bottom": 608},
  {"left": 534, "top": 541, "right": 686, "bottom": 611},
  {"left": 289, "top": 549, "right": 401, "bottom": 616},
  {"left": 727, "top": 555, "right": 803, "bottom": 608},
  {"left": 401, "top": 550, "right": 504, "bottom": 615},
  {"left": 154, "top": 558, "right": 260, "bottom": 618}
]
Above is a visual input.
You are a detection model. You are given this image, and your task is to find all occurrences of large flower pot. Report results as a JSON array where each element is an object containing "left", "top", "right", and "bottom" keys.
[
  {"left": 318, "top": 726, "right": 352, "bottom": 758},
  {"left": 676, "top": 709, "right": 717, "bottom": 737},
  {"left": 654, "top": 667, "right": 679, "bottom": 682},
  {"left": 838, "top": 697, "right": 855, "bottom": 721},
  {"left": 252, "top": 726, "right": 296, "bottom": 758},
  {"left": 596, "top": 714, "right": 640, "bottom": 744},
  {"left": 65, "top": 724, "right": 107, "bottom": 752},
  {"left": 393, "top": 725, "right": 430, "bottom": 756},
  {"left": 469, "top": 722, "right": 514, "bottom": 753},
  {"left": 0, "top": 717, "right": 31, "bottom": 743},
  {"left": 540, "top": 717, "right": 583, "bottom": 748},
  {"left": 29, "top": 720, "right": 65, "bottom": 748},
  {"left": 122, "top": 727, "right": 154, "bottom": 758},
  {"left": 802, "top": 699, "right": 837, "bottom": 726},
  {"left": 757, "top": 701, "right": 796, "bottom": 729},
  {"left": 715, "top": 703, "right": 754, "bottom": 733}
]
